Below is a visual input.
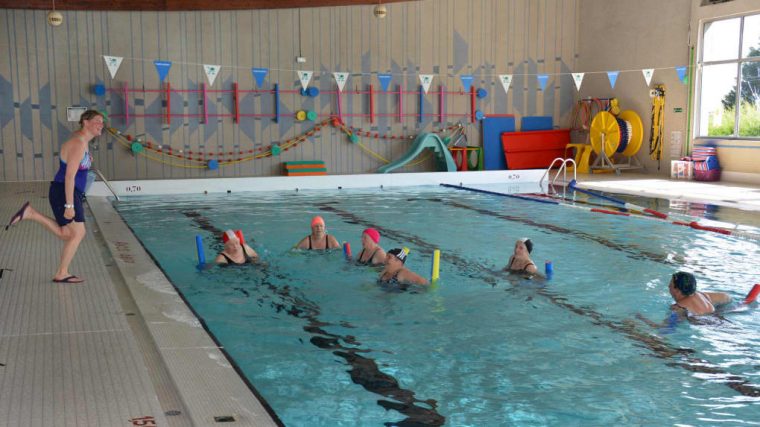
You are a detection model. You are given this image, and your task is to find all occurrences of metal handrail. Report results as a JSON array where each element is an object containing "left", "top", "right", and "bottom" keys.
[
  {"left": 93, "top": 168, "right": 120, "bottom": 201},
  {"left": 539, "top": 158, "right": 577, "bottom": 195}
]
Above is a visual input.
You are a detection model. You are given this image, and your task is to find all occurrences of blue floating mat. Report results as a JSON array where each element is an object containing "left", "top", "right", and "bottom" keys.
[
  {"left": 481, "top": 116, "right": 516, "bottom": 170},
  {"left": 520, "top": 116, "right": 553, "bottom": 131}
]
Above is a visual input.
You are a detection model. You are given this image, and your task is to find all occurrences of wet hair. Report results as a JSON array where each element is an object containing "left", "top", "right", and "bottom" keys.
[
  {"left": 79, "top": 110, "right": 104, "bottom": 128},
  {"left": 672, "top": 271, "right": 697, "bottom": 296}
]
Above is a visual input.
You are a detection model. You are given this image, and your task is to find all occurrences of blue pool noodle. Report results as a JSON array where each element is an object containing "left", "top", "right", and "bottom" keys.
[{"left": 196, "top": 235, "right": 206, "bottom": 266}]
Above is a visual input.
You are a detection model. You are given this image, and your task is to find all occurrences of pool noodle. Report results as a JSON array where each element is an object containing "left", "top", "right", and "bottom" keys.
[
  {"left": 195, "top": 235, "right": 205, "bottom": 266},
  {"left": 745, "top": 283, "right": 760, "bottom": 304},
  {"left": 431, "top": 249, "right": 440, "bottom": 283}
]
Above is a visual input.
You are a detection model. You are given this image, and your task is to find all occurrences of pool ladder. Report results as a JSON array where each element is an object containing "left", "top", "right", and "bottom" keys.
[{"left": 539, "top": 158, "right": 576, "bottom": 195}]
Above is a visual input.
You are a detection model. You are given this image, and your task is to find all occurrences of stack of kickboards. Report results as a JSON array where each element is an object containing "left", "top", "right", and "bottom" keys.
[
  {"left": 690, "top": 146, "right": 720, "bottom": 182},
  {"left": 282, "top": 160, "right": 327, "bottom": 176}
]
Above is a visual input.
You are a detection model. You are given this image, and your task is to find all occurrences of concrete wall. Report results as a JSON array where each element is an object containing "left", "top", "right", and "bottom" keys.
[
  {"left": 0, "top": 0, "right": 580, "bottom": 182},
  {"left": 578, "top": 0, "right": 760, "bottom": 183}
]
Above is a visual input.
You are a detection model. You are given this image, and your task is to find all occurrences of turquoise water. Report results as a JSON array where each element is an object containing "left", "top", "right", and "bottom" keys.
[{"left": 115, "top": 185, "right": 760, "bottom": 426}]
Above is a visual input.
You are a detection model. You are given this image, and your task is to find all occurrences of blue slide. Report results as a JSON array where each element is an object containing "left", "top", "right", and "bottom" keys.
[{"left": 377, "top": 133, "right": 457, "bottom": 173}]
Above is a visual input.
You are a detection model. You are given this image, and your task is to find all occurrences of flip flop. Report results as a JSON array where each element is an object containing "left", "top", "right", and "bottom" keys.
[
  {"left": 52, "top": 275, "right": 85, "bottom": 284},
  {"left": 5, "top": 201, "right": 30, "bottom": 230}
]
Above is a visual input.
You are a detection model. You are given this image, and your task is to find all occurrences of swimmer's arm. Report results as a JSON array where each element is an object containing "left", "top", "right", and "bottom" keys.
[
  {"left": 372, "top": 249, "right": 387, "bottom": 265},
  {"left": 704, "top": 291, "right": 731, "bottom": 306},
  {"left": 214, "top": 254, "right": 229, "bottom": 264},
  {"left": 503, "top": 256, "right": 515, "bottom": 271},
  {"left": 524, "top": 263, "right": 538, "bottom": 274},
  {"left": 327, "top": 235, "right": 341, "bottom": 249},
  {"left": 294, "top": 237, "right": 309, "bottom": 250},
  {"left": 401, "top": 269, "right": 430, "bottom": 286},
  {"left": 243, "top": 244, "right": 259, "bottom": 260}
]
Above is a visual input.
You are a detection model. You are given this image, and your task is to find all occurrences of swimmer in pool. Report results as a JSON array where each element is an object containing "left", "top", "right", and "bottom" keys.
[
  {"left": 215, "top": 229, "right": 259, "bottom": 265},
  {"left": 356, "top": 228, "right": 386, "bottom": 266},
  {"left": 668, "top": 271, "right": 730, "bottom": 316},
  {"left": 504, "top": 238, "right": 538, "bottom": 275},
  {"left": 295, "top": 216, "right": 341, "bottom": 250},
  {"left": 378, "top": 248, "right": 429, "bottom": 286}
]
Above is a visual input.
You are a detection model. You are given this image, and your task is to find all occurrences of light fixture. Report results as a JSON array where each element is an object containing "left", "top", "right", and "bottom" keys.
[
  {"left": 47, "top": 0, "right": 63, "bottom": 27},
  {"left": 373, "top": 1, "right": 387, "bottom": 19}
]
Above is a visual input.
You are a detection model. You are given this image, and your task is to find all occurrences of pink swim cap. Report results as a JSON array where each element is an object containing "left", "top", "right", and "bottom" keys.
[
  {"left": 311, "top": 216, "right": 325, "bottom": 227},
  {"left": 363, "top": 228, "right": 380, "bottom": 244}
]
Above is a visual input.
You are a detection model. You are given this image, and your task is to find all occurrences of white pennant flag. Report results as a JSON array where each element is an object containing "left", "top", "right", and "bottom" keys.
[
  {"left": 203, "top": 64, "right": 221, "bottom": 86},
  {"left": 103, "top": 55, "right": 123, "bottom": 79},
  {"left": 333, "top": 72, "right": 349, "bottom": 92},
  {"left": 419, "top": 74, "right": 434, "bottom": 94},
  {"left": 642, "top": 68, "right": 654, "bottom": 86},
  {"left": 571, "top": 73, "right": 585, "bottom": 91},
  {"left": 297, "top": 70, "right": 313, "bottom": 91},
  {"left": 498, "top": 74, "right": 513, "bottom": 94}
]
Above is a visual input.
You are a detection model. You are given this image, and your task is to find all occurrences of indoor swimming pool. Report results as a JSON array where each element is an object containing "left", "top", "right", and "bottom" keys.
[{"left": 114, "top": 184, "right": 760, "bottom": 426}]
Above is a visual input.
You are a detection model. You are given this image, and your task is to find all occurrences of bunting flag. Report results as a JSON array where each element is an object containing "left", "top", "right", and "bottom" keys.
[
  {"left": 103, "top": 55, "right": 123, "bottom": 79},
  {"left": 675, "top": 66, "right": 688, "bottom": 84},
  {"left": 642, "top": 68, "right": 654, "bottom": 86},
  {"left": 537, "top": 74, "right": 549, "bottom": 91},
  {"left": 377, "top": 73, "right": 393, "bottom": 91},
  {"left": 571, "top": 73, "right": 585, "bottom": 91},
  {"left": 460, "top": 74, "right": 474, "bottom": 92},
  {"left": 153, "top": 60, "right": 172, "bottom": 83},
  {"left": 607, "top": 71, "right": 620, "bottom": 89},
  {"left": 252, "top": 67, "right": 268, "bottom": 87},
  {"left": 419, "top": 74, "right": 434, "bottom": 94},
  {"left": 203, "top": 64, "right": 221, "bottom": 86},
  {"left": 333, "top": 72, "right": 349, "bottom": 92},
  {"left": 498, "top": 74, "right": 513, "bottom": 95},
  {"left": 297, "top": 70, "right": 313, "bottom": 91}
]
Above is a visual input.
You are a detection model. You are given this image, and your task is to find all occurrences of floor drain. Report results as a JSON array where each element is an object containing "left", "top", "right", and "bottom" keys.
[
  {"left": 214, "top": 415, "right": 236, "bottom": 422},
  {"left": 165, "top": 410, "right": 182, "bottom": 416},
  {"left": 125, "top": 312, "right": 136, "bottom": 316}
]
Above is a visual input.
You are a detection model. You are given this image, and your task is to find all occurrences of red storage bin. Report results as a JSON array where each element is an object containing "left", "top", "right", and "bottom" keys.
[{"left": 500, "top": 129, "right": 571, "bottom": 169}]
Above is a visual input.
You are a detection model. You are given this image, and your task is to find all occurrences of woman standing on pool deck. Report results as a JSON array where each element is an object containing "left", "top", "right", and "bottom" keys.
[
  {"left": 5, "top": 110, "right": 104, "bottom": 284},
  {"left": 295, "top": 216, "right": 341, "bottom": 250}
]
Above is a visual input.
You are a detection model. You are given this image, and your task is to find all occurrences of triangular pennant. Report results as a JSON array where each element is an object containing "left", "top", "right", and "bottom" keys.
[
  {"left": 333, "top": 72, "right": 349, "bottom": 92},
  {"left": 498, "top": 74, "right": 513, "bottom": 94},
  {"left": 675, "top": 66, "right": 687, "bottom": 84},
  {"left": 377, "top": 73, "right": 393, "bottom": 91},
  {"left": 252, "top": 67, "right": 268, "bottom": 87},
  {"left": 103, "top": 55, "right": 123, "bottom": 79},
  {"left": 571, "top": 73, "right": 585, "bottom": 91},
  {"left": 607, "top": 71, "right": 620, "bottom": 89},
  {"left": 153, "top": 60, "right": 172, "bottom": 83},
  {"left": 203, "top": 64, "right": 221, "bottom": 86},
  {"left": 297, "top": 70, "right": 313, "bottom": 91},
  {"left": 642, "top": 68, "right": 654, "bottom": 86},
  {"left": 460, "top": 74, "right": 474, "bottom": 92},
  {"left": 419, "top": 74, "right": 434, "bottom": 94},
  {"left": 537, "top": 74, "right": 549, "bottom": 91}
]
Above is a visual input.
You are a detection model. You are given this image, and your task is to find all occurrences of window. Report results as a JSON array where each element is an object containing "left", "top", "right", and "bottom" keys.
[{"left": 698, "top": 13, "right": 760, "bottom": 138}]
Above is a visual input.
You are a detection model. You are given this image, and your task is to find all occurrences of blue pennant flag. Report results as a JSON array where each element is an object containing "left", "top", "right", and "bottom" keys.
[
  {"left": 607, "top": 71, "right": 619, "bottom": 89},
  {"left": 154, "top": 60, "right": 172, "bottom": 82},
  {"left": 537, "top": 74, "right": 549, "bottom": 91},
  {"left": 377, "top": 74, "right": 393, "bottom": 92},
  {"left": 675, "top": 66, "right": 687, "bottom": 84},
  {"left": 460, "top": 74, "right": 474, "bottom": 92},
  {"left": 252, "top": 67, "right": 268, "bottom": 87}
]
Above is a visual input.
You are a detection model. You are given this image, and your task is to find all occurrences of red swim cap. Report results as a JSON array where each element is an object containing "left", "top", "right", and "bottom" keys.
[{"left": 363, "top": 228, "right": 380, "bottom": 244}]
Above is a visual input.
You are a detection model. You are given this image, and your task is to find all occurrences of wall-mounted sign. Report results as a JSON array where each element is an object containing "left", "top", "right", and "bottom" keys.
[{"left": 66, "top": 107, "right": 87, "bottom": 122}]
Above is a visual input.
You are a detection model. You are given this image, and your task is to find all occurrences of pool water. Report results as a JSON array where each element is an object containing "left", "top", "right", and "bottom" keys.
[{"left": 115, "top": 185, "right": 760, "bottom": 426}]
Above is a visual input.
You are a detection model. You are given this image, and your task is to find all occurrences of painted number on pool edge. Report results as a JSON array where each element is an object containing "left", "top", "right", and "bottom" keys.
[
  {"left": 114, "top": 241, "right": 135, "bottom": 264},
  {"left": 129, "top": 416, "right": 157, "bottom": 426},
  {"left": 126, "top": 185, "right": 142, "bottom": 193}
]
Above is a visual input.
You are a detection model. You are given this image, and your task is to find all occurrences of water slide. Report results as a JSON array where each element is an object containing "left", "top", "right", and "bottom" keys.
[{"left": 377, "top": 133, "right": 457, "bottom": 173}]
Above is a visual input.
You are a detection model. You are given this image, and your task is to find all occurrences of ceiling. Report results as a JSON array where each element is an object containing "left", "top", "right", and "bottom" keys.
[{"left": 0, "top": 0, "right": 410, "bottom": 11}]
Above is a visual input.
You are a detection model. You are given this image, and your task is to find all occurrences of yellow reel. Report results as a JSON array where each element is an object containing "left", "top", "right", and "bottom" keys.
[
  {"left": 617, "top": 110, "right": 643, "bottom": 157},
  {"left": 589, "top": 111, "right": 620, "bottom": 157}
]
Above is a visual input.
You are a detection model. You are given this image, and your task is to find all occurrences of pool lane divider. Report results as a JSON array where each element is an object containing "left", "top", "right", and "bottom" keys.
[
  {"left": 568, "top": 180, "right": 760, "bottom": 242},
  {"left": 319, "top": 202, "right": 760, "bottom": 398},
  {"left": 179, "top": 209, "right": 445, "bottom": 426}
]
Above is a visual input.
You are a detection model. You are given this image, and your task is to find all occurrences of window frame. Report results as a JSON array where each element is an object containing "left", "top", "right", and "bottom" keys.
[{"left": 696, "top": 12, "right": 760, "bottom": 140}]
